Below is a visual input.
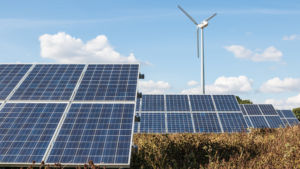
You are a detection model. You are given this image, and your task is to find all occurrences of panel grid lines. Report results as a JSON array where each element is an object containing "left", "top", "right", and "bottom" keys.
[
  {"left": 265, "top": 116, "right": 284, "bottom": 128},
  {"left": 258, "top": 105, "right": 278, "bottom": 115},
  {"left": 193, "top": 113, "right": 222, "bottom": 133},
  {"left": 219, "top": 113, "right": 248, "bottom": 132},
  {"left": 141, "top": 95, "right": 164, "bottom": 111},
  {"left": 189, "top": 95, "right": 215, "bottom": 111},
  {"left": 166, "top": 95, "right": 190, "bottom": 111},
  {"left": 213, "top": 95, "right": 240, "bottom": 111},
  {"left": 243, "top": 105, "right": 262, "bottom": 115},
  {"left": 140, "top": 113, "right": 165, "bottom": 133},
  {"left": 166, "top": 113, "right": 193, "bottom": 133}
]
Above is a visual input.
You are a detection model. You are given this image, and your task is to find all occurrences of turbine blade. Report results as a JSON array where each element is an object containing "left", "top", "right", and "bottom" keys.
[
  {"left": 177, "top": 5, "right": 198, "bottom": 25},
  {"left": 197, "top": 27, "right": 199, "bottom": 58},
  {"left": 205, "top": 13, "right": 217, "bottom": 21}
]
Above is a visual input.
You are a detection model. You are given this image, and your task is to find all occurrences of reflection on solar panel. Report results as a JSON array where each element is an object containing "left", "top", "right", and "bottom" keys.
[
  {"left": 244, "top": 116, "right": 252, "bottom": 127},
  {"left": 281, "top": 110, "right": 296, "bottom": 118},
  {"left": 167, "top": 113, "right": 193, "bottom": 133},
  {"left": 74, "top": 64, "right": 139, "bottom": 101},
  {"left": 258, "top": 105, "right": 277, "bottom": 115},
  {"left": 286, "top": 119, "right": 299, "bottom": 126},
  {"left": 189, "top": 95, "right": 215, "bottom": 111},
  {"left": 219, "top": 113, "right": 248, "bottom": 132},
  {"left": 0, "top": 103, "right": 67, "bottom": 163},
  {"left": 140, "top": 113, "right": 165, "bottom": 133},
  {"left": 276, "top": 110, "right": 284, "bottom": 118},
  {"left": 213, "top": 95, "right": 240, "bottom": 111},
  {"left": 134, "top": 113, "right": 139, "bottom": 133},
  {"left": 281, "top": 119, "right": 289, "bottom": 127},
  {"left": 193, "top": 113, "right": 222, "bottom": 133},
  {"left": 166, "top": 95, "right": 190, "bottom": 111},
  {"left": 265, "top": 116, "right": 284, "bottom": 128},
  {"left": 243, "top": 105, "right": 262, "bottom": 115},
  {"left": 0, "top": 64, "right": 32, "bottom": 100},
  {"left": 239, "top": 105, "right": 247, "bottom": 115},
  {"left": 249, "top": 116, "right": 269, "bottom": 128},
  {"left": 11, "top": 64, "right": 85, "bottom": 101},
  {"left": 136, "top": 98, "right": 140, "bottom": 111},
  {"left": 46, "top": 104, "right": 134, "bottom": 164},
  {"left": 141, "top": 95, "right": 164, "bottom": 111}
]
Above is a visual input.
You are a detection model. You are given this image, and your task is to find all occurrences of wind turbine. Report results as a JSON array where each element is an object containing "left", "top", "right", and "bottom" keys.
[{"left": 178, "top": 5, "right": 216, "bottom": 94}]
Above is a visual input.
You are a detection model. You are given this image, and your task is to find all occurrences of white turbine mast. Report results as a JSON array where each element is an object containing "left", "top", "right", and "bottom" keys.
[{"left": 178, "top": 5, "right": 216, "bottom": 94}]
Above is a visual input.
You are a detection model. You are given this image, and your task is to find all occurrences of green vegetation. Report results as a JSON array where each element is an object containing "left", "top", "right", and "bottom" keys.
[
  {"left": 235, "top": 96, "right": 253, "bottom": 104},
  {"left": 131, "top": 125, "right": 300, "bottom": 168},
  {"left": 292, "top": 107, "right": 300, "bottom": 120}
]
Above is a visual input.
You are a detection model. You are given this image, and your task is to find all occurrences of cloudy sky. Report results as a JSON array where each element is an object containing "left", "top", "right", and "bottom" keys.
[{"left": 0, "top": 0, "right": 300, "bottom": 109}]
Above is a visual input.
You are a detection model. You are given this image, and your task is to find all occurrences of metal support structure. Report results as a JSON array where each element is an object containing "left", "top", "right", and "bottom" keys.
[
  {"left": 187, "top": 95, "right": 196, "bottom": 133},
  {"left": 201, "top": 28, "right": 205, "bottom": 94},
  {"left": 210, "top": 95, "right": 224, "bottom": 133},
  {"left": 164, "top": 94, "right": 168, "bottom": 133}
]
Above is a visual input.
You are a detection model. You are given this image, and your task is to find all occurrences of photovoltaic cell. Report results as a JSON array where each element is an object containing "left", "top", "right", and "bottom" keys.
[
  {"left": 243, "top": 105, "right": 262, "bottom": 115},
  {"left": 281, "top": 110, "right": 296, "bottom": 118},
  {"left": 219, "top": 113, "right": 248, "bottom": 132},
  {"left": 46, "top": 104, "right": 134, "bottom": 164},
  {"left": 244, "top": 116, "right": 252, "bottom": 128},
  {"left": 166, "top": 95, "right": 190, "bottom": 111},
  {"left": 0, "top": 103, "right": 67, "bottom": 163},
  {"left": 286, "top": 119, "right": 299, "bottom": 126},
  {"left": 136, "top": 98, "right": 140, "bottom": 111},
  {"left": 140, "top": 113, "right": 165, "bottom": 133},
  {"left": 239, "top": 105, "right": 247, "bottom": 115},
  {"left": 193, "top": 113, "right": 222, "bottom": 133},
  {"left": 281, "top": 119, "right": 289, "bottom": 127},
  {"left": 167, "top": 113, "right": 193, "bottom": 133},
  {"left": 141, "top": 95, "right": 164, "bottom": 111},
  {"left": 134, "top": 113, "right": 139, "bottom": 133},
  {"left": 258, "top": 105, "right": 278, "bottom": 115},
  {"left": 189, "top": 95, "right": 215, "bottom": 111},
  {"left": 10, "top": 64, "right": 84, "bottom": 101},
  {"left": 276, "top": 110, "right": 284, "bottom": 118},
  {"left": 265, "top": 116, "right": 284, "bottom": 128},
  {"left": 74, "top": 64, "right": 139, "bottom": 101},
  {"left": 0, "top": 64, "right": 32, "bottom": 100},
  {"left": 249, "top": 116, "right": 269, "bottom": 128},
  {"left": 212, "top": 95, "right": 240, "bottom": 111}
]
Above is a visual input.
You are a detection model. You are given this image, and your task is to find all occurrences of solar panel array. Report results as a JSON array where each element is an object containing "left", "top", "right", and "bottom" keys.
[
  {"left": 277, "top": 110, "right": 299, "bottom": 126},
  {"left": 134, "top": 94, "right": 248, "bottom": 133},
  {"left": 0, "top": 63, "right": 139, "bottom": 168}
]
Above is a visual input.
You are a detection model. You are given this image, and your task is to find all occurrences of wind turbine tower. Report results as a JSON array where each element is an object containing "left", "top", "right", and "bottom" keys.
[{"left": 178, "top": 5, "right": 216, "bottom": 94}]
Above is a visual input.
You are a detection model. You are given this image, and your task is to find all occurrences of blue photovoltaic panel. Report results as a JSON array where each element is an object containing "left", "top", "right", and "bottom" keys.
[
  {"left": 219, "top": 113, "right": 248, "bottom": 132},
  {"left": 244, "top": 116, "right": 252, "bottom": 128},
  {"left": 134, "top": 113, "right": 139, "bottom": 133},
  {"left": 281, "top": 118, "right": 289, "bottom": 127},
  {"left": 286, "top": 119, "right": 299, "bottom": 126},
  {"left": 276, "top": 110, "right": 284, "bottom": 118},
  {"left": 140, "top": 113, "right": 165, "bottom": 133},
  {"left": 249, "top": 116, "right": 269, "bottom": 128},
  {"left": 74, "top": 64, "right": 139, "bottom": 101},
  {"left": 243, "top": 105, "right": 262, "bottom": 115},
  {"left": 0, "top": 64, "right": 32, "bottom": 100},
  {"left": 258, "top": 105, "right": 277, "bottom": 115},
  {"left": 167, "top": 113, "right": 193, "bottom": 133},
  {"left": 281, "top": 110, "right": 296, "bottom": 118},
  {"left": 212, "top": 95, "right": 240, "bottom": 111},
  {"left": 141, "top": 95, "right": 164, "bottom": 111},
  {"left": 136, "top": 98, "right": 140, "bottom": 111},
  {"left": 265, "top": 116, "right": 284, "bottom": 128},
  {"left": 166, "top": 95, "right": 190, "bottom": 111},
  {"left": 46, "top": 104, "right": 134, "bottom": 164},
  {"left": 239, "top": 105, "right": 247, "bottom": 115},
  {"left": 0, "top": 103, "right": 67, "bottom": 163},
  {"left": 10, "top": 64, "right": 84, "bottom": 101},
  {"left": 193, "top": 113, "right": 222, "bottom": 133},
  {"left": 189, "top": 95, "right": 215, "bottom": 111}
]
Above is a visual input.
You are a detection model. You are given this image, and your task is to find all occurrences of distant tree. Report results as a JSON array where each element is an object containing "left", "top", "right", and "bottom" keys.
[
  {"left": 292, "top": 107, "right": 300, "bottom": 120},
  {"left": 236, "top": 96, "right": 253, "bottom": 104}
]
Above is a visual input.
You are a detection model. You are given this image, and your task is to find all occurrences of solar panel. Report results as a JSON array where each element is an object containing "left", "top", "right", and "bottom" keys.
[
  {"left": 166, "top": 95, "right": 190, "bottom": 111},
  {"left": 46, "top": 103, "right": 134, "bottom": 164},
  {"left": 212, "top": 95, "right": 240, "bottom": 111},
  {"left": 244, "top": 116, "right": 252, "bottom": 128},
  {"left": 167, "top": 113, "right": 194, "bottom": 133},
  {"left": 243, "top": 105, "right": 262, "bottom": 115},
  {"left": 219, "top": 113, "right": 248, "bottom": 132},
  {"left": 276, "top": 110, "right": 284, "bottom": 118},
  {"left": 239, "top": 105, "right": 247, "bottom": 115},
  {"left": 249, "top": 116, "right": 269, "bottom": 128},
  {"left": 136, "top": 98, "right": 140, "bottom": 111},
  {"left": 0, "top": 64, "right": 32, "bottom": 100},
  {"left": 141, "top": 95, "right": 164, "bottom": 111},
  {"left": 73, "top": 64, "right": 139, "bottom": 101},
  {"left": 0, "top": 103, "right": 67, "bottom": 163},
  {"left": 281, "top": 118, "right": 289, "bottom": 127},
  {"left": 286, "top": 119, "right": 299, "bottom": 126},
  {"left": 193, "top": 113, "right": 222, "bottom": 133},
  {"left": 139, "top": 113, "right": 166, "bottom": 133},
  {"left": 10, "top": 64, "right": 85, "bottom": 101},
  {"left": 258, "top": 105, "right": 278, "bottom": 115},
  {"left": 265, "top": 116, "right": 284, "bottom": 128},
  {"left": 281, "top": 110, "right": 296, "bottom": 118},
  {"left": 189, "top": 95, "right": 215, "bottom": 111}
]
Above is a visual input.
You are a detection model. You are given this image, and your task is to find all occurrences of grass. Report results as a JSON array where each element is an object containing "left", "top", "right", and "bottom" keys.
[{"left": 131, "top": 125, "right": 300, "bottom": 169}]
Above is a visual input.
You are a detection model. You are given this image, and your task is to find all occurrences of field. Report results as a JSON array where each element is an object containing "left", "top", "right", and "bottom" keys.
[{"left": 131, "top": 125, "right": 300, "bottom": 169}]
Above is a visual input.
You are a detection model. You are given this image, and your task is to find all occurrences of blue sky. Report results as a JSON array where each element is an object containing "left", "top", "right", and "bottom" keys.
[{"left": 1, "top": 0, "right": 300, "bottom": 109}]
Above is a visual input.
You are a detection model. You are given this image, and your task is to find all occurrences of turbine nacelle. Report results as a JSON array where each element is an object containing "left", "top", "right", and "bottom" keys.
[{"left": 197, "top": 21, "right": 208, "bottom": 29}]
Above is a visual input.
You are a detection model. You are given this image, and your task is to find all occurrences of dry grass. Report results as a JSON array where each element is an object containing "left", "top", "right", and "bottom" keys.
[{"left": 131, "top": 125, "right": 300, "bottom": 169}]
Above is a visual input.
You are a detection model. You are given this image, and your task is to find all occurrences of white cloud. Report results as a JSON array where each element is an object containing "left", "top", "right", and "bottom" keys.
[
  {"left": 224, "top": 45, "right": 282, "bottom": 62},
  {"left": 39, "top": 32, "right": 151, "bottom": 65},
  {"left": 283, "top": 34, "right": 298, "bottom": 40},
  {"left": 138, "top": 80, "right": 172, "bottom": 94},
  {"left": 260, "top": 77, "right": 300, "bottom": 93},
  {"left": 265, "top": 94, "right": 300, "bottom": 109},
  {"left": 187, "top": 80, "right": 199, "bottom": 86},
  {"left": 182, "top": 76, "right": 253, "bottom": 94}
]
